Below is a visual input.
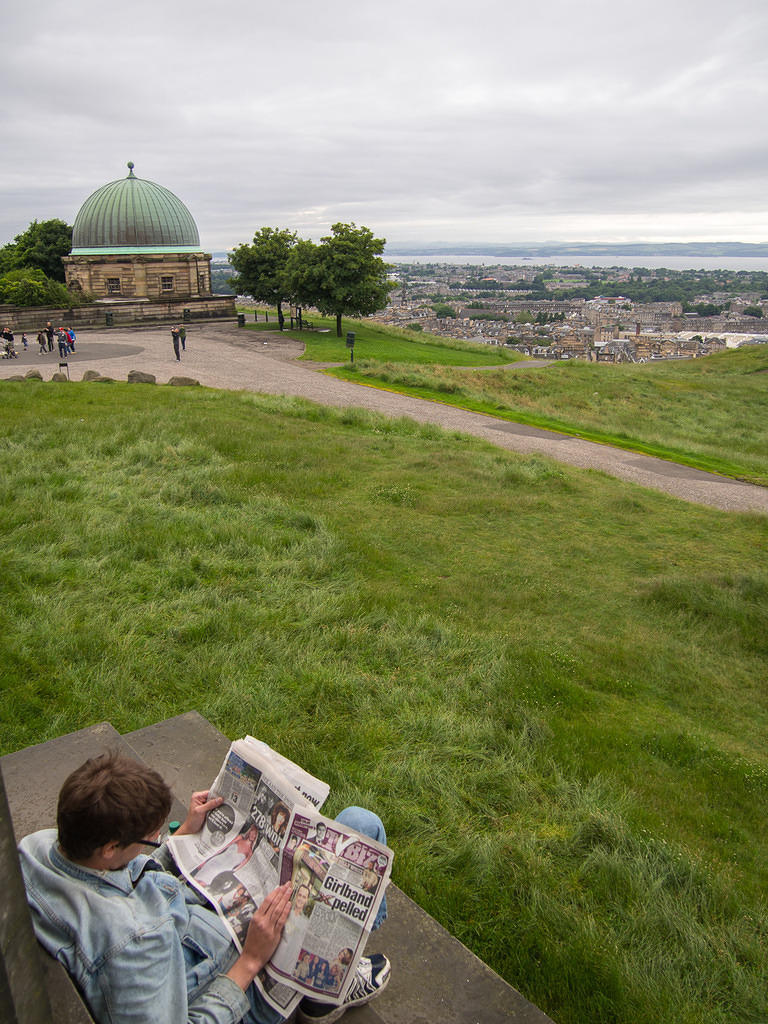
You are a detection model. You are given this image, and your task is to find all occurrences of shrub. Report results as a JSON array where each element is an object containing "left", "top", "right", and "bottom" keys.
[{"left": 0, "top": 268, "right": 86, "bottom": 308}]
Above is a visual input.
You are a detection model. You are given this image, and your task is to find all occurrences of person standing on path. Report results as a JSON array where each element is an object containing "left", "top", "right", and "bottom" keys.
[
  {"left": 45, "top": 322, "right": 54, "bottom": 352},
  {"left": 57, "top": 329, "right": 70, "bottom": 358},
  {"left": 179, "top": 324, "right": 186, "bottom": 352},
  {"left": 170, "top": 325, "right": 181, "bottom": 361}
]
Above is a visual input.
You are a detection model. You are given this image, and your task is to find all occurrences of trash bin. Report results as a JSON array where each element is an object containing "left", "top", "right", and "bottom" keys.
[
  {"left": 183, "top": 308, "right": 191, "bottom": 322},
  {"left": 237, "top": 314, "right": 245, "bottom": 327},
  {"left": 106, "top": 312, "right": 114, "bottom": 326}
]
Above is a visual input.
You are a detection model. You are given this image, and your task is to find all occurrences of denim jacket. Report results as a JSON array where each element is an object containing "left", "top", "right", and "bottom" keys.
[{"left": 18, "top": 829, "right": 263, "bottom": 1024}]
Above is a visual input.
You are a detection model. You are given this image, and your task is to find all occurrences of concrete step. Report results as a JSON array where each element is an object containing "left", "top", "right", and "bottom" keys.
[{"left": 2, "top": 715, "right": 554, "bottom": 1024}]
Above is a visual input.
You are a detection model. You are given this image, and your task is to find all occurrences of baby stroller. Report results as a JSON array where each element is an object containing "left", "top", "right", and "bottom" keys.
[{"left": 2, "top": 338, "right": 18, "bottom": 359}]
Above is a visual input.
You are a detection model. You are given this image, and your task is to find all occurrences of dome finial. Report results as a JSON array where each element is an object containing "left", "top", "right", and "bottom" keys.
[{"left": 127, "top": 161, "right": 135, "bottom": 178}]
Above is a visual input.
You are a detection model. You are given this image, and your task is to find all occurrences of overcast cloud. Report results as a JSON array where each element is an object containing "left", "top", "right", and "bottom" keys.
[{"left": 1, "top": 0, "right": 766, "bottom": 251}]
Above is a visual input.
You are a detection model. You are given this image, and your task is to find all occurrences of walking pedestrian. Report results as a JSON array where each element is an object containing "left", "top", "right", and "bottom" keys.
[
  {"left": 21, "top": 332, "right": 29, "bottom": 350},
  {"left": 37, "top": 330, "right": 47, "bottom": 354},
  {"left": 170, "top": 324, "right": 181, "bottom": 361},
  {"left": 57, "top": 329, "right": 70, "bottom": 358},
  {"left": 45, "top": 322, "right": 54, "bottom": 352},
  {"left": 179, "top": 324, "right": 186, "bottom": 351}
]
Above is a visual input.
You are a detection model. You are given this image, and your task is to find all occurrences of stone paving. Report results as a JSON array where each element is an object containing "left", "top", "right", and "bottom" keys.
[{"left": 4, "top": 320, "right": 768, "bottom": 514}]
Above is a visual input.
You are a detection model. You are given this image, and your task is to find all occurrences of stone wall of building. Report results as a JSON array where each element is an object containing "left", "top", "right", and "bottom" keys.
[
  {"left": 671, "top": 316, "right": 768, "bottom": 334},
  {"left": 0, "top": 294, "right": 235, "bottom": 332},
  {"left": 64, "top": 252, "right": 213, "bottom": 300}
]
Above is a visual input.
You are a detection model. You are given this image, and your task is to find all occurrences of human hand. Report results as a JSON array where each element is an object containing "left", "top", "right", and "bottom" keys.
[
  {"left": 227, "top": 883, "right": 292, "bottom": 988},
  {"left": 242, "top": 883, "right": 291, "bottom": 964},
  {"left": 175, "top": 790, "right": 224, "bottom": 836}
]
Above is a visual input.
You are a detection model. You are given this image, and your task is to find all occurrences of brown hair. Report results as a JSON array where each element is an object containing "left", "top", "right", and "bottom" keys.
[{"left": 57, "top": 752, "right": 172, "bottom": 860}]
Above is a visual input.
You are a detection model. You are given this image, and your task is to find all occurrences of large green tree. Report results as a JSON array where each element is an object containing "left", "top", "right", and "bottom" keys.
[
  {"left": 0, "top": 219, "right": 72, "bottom": 282},
  {"left": 228, "top": 227, "right": 298, "bottom": 329},
  {"left": 0, "top": 267, "right": 72, "bottom": 307},
  {"left": 287, "top": 223, "right": 393, "bottom": 337}
]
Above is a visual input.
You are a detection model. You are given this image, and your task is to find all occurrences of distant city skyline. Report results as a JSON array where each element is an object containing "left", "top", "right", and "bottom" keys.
[{"left": 2, "top": 0, "right": 766, "bottom": 252}]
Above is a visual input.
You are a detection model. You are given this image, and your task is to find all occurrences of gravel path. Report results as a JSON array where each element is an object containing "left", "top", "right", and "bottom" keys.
[{"left": 5, "top": 320, "right": 767, "bottom": 514}]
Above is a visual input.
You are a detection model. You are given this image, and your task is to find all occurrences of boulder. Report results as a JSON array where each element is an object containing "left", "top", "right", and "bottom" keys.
[
  {"left": 167, "top": 376, "right": 200, "bottom": 387},
  {"left": 51, "top": 372, "right": 69, "bottom": 382},
  {"left": 81, "top": 369, "right": 102, "bottom": 382},
  {"left": 3, "top": 375, "right": 25, "bottom": 382},
  {"left": 127, "top": 370, "right": 157, "bottom": 384},
  {"left": 24, "top": 369, "right": 43, "bottom": 380},
  {"left": 93, "top": 376, "right": 115, "bottom": 383}
]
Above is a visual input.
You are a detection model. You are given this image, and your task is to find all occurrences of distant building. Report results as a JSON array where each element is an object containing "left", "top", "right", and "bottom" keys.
[{"left": 64, "top": 163, "right": 215, "bottom": 302}]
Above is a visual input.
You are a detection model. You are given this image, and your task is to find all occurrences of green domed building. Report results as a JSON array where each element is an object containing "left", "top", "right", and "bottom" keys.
[{"left": 64, "top": 163, "right": 214, "bottom": 301}]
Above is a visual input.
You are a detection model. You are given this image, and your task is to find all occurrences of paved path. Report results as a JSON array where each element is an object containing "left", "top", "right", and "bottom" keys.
[{"left": 4, "top": 321, "right": 767, "bottom": 514}]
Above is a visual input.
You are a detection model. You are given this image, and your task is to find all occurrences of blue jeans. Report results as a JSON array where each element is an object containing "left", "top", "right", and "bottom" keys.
[
  {"left": 247, "top": 806, "right": 388, "bottom": 1023},
  {"left": 334, "top": 806, "right": 388, "bottom": 930}
]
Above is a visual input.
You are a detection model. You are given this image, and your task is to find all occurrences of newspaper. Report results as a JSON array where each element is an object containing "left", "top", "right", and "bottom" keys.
[{"left": 168, "top": 738, "right": 392, "bottom": 1016}]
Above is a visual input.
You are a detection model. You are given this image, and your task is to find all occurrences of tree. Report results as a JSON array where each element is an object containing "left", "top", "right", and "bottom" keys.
[
  {"left": 743, "top": 305, "right": 764, "bottom": 318},
  {"left": 228, "top": 227, "right": 298, "bottom": 329},
  {"left": 0, "top": 267, "right": 73, "bottom": 306},
  {"left": 0, "top": 219, "right": 72, "bottom": 282},
  {"left": 287, "top": 223, "right": 393, "bottom": 337}
]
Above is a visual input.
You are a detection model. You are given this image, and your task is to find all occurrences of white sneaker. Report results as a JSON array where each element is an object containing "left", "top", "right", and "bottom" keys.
[{"left": 296, "top": 953, "right": 391, "bottom": 1024}]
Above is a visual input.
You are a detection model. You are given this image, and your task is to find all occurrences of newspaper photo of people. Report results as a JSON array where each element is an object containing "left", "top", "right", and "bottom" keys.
[
  {"left": 168, "top": 737, "right": 392, "bottom": 1017},
  {"left": 191, "top": 819, "right": 261, "bottom": 888}
]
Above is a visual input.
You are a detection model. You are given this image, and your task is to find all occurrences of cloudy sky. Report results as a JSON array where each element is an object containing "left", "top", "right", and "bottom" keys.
[{"left": 1, "top": 0, "right": 766, "bottom": 252}]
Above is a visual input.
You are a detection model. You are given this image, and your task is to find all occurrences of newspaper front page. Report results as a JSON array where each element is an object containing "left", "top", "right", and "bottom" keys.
[{"left": 168, "top": 738, "right": 392, "bottom": 1015}]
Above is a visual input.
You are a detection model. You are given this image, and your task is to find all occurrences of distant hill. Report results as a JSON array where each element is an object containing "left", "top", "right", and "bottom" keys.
[{"left": 386, "top": 242, "right": 768, "bottom": 258}]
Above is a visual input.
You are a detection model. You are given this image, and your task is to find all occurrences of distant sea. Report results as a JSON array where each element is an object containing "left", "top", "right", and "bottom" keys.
[{"left": 386, "top": 253, "right": 768, "bottom": 272}]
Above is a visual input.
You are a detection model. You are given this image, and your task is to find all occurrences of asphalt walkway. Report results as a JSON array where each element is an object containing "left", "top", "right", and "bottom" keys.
[{"left": 5, "top": 321, "right": 767, "bottom": 514}]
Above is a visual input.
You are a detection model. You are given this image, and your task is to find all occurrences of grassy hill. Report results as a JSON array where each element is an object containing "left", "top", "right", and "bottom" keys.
[
  {"left": 244, "top": 313, "right": 768, "bottom": 483},
  {"left": 1, "top": 380, "right": 766, "bottom": 1024},
  {"left": 328, "top": 340, "right": 768, "bottom": 485},
  {"left": 241, "top": 314, "right": 519, "bottom": 366}
]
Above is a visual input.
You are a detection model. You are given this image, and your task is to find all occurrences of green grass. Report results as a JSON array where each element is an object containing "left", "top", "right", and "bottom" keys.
[
  {"left": 1, "top": 381, "right": 767, "bottom": 1024},
  {"left": 326, "top": 344, "right": 768, "bottom": 485},
  {"left": 242, "top": 314, "right": 519, "bottom": 366}
]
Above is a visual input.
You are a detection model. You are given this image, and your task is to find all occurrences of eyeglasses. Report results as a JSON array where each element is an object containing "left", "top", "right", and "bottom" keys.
[{"left": 134, "top": 838, "right": 163, "bottom": 849}]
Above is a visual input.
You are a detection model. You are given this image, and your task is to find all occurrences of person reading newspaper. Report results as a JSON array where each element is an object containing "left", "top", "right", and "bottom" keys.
[
  {"left": 167, "top": 736, "right": 392, "bottom": 1020},
  {"left": 18, "top": 752, "right": 391, "bottom": 1024}
]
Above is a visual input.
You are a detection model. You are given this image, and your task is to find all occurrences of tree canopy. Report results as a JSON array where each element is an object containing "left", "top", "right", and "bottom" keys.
[
  {"left": 286, "top": 223, "right": 394, "bottom": 337},
  {"left": 0, "top": 267, "right": 73, "bottom": 307},
  {"left": 228, "top": 227, "right": 298, "bottom": 329},
  {"left": 0, "top": 219, "right": 72, "bottom": 282}
]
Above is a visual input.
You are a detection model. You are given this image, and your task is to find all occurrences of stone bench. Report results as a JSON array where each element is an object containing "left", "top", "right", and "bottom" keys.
[{"left": 0, "top": 713, "right": 553, "bottom": 1024}]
